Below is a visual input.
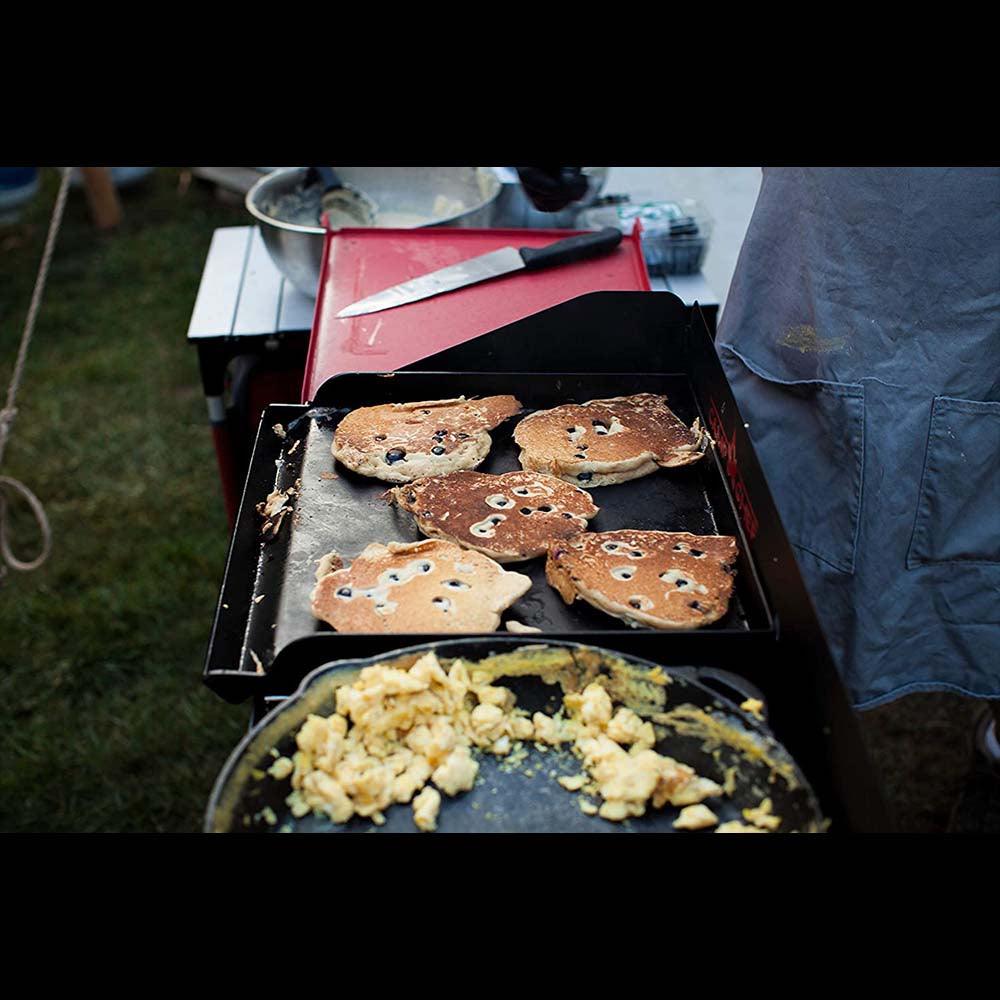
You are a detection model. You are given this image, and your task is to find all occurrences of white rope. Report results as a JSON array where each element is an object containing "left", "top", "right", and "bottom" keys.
[{"left": 0, "top": 166, "right": 71, "bottom": 578}]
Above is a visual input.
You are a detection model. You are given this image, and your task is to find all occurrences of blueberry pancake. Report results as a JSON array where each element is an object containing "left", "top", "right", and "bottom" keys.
[
  {"left": 311, "top": 539, "right": 532, "bottom": 633},
  {"left": 385, "top": 469, "right": 599, "bottom": 563},
  {"left": 332, "top": 395, "right": 522, "bottom": 484},
  {"left": 546, "top": 530, "right": 737, "bottom": 629},
  {"left": 514, "top": 394, "right": 707, "bottom": 487}
]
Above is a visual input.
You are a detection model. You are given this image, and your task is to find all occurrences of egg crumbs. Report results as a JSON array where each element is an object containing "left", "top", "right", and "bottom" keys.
[
  {"left": 412, "top": 787, "right": 440, "bottom": 831},
  {"left": 673, "top": 804, "right": 719, "bottom": 830},
  {"left": 268, "top": 756, "right": 294, "bottom": 780},
  {"left": 269, "top": 652, "right": 740, "bottom": 832},
  {"left": 743, "top": 797, "right": 782, "bottom": 831}
]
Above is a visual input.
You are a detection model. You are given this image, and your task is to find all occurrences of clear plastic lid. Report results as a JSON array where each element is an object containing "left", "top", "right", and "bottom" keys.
[
  {"left": 578, "top": 198, "right": 713, "bottom": 240},
  {"left": 578, "top": 199, "right": 713, "bottom": 275}
]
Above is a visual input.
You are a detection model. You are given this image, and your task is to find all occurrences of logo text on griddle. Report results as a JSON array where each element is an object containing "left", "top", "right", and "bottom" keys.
[{"left": 708, "top": 398, "right": 759, "bottom": 542}]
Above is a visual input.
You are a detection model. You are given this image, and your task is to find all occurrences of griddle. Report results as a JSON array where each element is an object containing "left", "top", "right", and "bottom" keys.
[
  {"left": 204, "top": 293, "right": 892, "bottom": 832},
  {"left": 227, "top": 370, "right": 772, "bottom": 692},
  {"left": 206, "top": 639, "right": 825, "bottom": 834}
]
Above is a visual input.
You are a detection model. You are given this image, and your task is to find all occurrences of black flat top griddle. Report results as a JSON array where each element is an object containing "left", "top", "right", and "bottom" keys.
[{"left": 214, "top": 371, "right": 773, "bottom": 705}]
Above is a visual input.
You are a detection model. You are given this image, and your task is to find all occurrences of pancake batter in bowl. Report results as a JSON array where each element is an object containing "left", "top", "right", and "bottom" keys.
[{"left": 264, "top": 186, "right": 465, "bottom": 230}]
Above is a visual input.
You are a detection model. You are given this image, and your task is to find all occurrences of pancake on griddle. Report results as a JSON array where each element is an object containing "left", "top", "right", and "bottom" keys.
[
  {"left": 513, "top": 393, "right": 707, "bottom": 487},
  {"left": 385, "top": 470, "right": 600, "bottom": 563},
  {"left": 546, "top": 530, "right": 737, "bottom": 629},
  {"left": 332, "top": 395, "right": 522, "bottom": 484},
  {"left": 311, "top": 539, "right": 532, "bottom": 633}
]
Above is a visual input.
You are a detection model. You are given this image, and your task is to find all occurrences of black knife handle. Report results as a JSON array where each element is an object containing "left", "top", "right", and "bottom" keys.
[{"left": 518, "top": 227, "right": 623, "bottom": 271}]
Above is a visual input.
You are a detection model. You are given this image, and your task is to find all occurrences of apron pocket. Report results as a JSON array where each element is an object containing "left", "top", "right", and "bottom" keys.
[
  {"left": 719, "top": 345, "right": 865, "bottom": 574},
  {"left": 906, "top": 396, "right": 1000, "bottom": 568}
]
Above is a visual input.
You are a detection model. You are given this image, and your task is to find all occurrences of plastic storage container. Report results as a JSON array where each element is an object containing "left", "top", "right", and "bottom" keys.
[{"left": 579, "top": 198, "right": 712, "bottom": 275}]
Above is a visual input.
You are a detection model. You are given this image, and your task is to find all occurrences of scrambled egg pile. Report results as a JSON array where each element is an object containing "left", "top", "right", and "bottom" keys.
[{"left": 267, "top": 651, "right": 777, "bottom": 832}]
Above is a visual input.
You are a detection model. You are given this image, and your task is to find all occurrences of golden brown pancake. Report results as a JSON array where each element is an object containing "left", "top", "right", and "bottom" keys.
[
  {"left": 311, "top": 539, "right": 531, "bottom": 633},
  {"left": 385, "top": 470, "right": 599, "bottom": 562},
  {"left": 546, "top": 530, "right": 737, "bottom": 629},
  {"left": 514, "top": 393, "right": 707, "bottom": 487},
  {"left": 332, "top": 395, "right": 522, "bottom": 483}
]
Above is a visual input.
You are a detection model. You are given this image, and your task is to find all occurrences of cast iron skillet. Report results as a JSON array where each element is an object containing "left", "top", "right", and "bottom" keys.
[{"left": 205, "top": 638, "right": 825, "bottom": 834}]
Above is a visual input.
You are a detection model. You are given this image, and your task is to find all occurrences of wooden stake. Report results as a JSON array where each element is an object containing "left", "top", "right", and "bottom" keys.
[{"left": 78, "top": 167, "right": 123, "bottom": 229}]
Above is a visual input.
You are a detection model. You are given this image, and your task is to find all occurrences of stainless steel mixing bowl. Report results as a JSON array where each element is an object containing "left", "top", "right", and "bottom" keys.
[{"left": 245, "top": 167, "right": 503, "bottom": 298}]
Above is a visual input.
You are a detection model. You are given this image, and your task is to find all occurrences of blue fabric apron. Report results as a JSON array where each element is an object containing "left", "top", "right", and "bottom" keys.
[{"left": 717, "top": 167, "right": 1000, "bottom": 708}]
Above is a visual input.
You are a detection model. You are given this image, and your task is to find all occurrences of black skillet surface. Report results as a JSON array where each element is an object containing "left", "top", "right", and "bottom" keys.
[
  {"left": 205, "top": 639, "right": 824, "bottom": 834},
  {"left": 222, "top": 372, "right": 774, "bottom": 701}
]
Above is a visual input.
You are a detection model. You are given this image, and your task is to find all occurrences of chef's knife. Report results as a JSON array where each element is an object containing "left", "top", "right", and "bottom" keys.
[{"left": 335, "top": 227, "right": 623, "bottom": 318}]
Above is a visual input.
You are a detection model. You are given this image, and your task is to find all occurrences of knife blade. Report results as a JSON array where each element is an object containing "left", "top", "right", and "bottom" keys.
[{"left": 335, "top": 227, "right": 623, "bottom": 318}]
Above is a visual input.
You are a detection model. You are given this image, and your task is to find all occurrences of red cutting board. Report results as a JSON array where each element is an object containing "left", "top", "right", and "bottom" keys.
[{"left": 302, "top": 226, "right": 650, "bottom": 402}]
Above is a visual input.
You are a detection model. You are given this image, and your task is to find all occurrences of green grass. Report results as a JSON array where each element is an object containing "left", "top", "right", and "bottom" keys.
[{"left": 0, "top": 169, "right": 251, "bottom": 831}]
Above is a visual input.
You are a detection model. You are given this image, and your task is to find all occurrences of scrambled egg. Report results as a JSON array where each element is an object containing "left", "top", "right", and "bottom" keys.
[
  {"left": 563, "top": 683, "right": 724, "bottom": 822},
  {"left": 269, "top": 654, "right": 773, "bottom": 833},
  {"left": 412, "top": 787, "right": 441, "bottom": 832},
  {"left": 673, "top": 804, "right": 719, "bottom": 830},
  {"left": 743, "top": 797, "right": 782, "bottom": 830},
  {"left": 274, "top": 651, "right": 537, "bottom": 831}
]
